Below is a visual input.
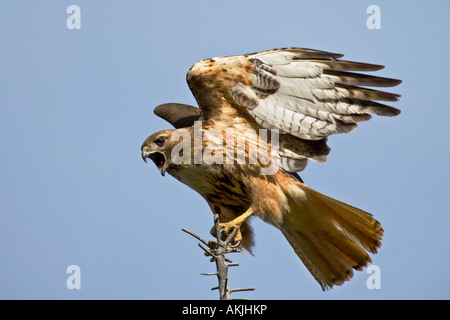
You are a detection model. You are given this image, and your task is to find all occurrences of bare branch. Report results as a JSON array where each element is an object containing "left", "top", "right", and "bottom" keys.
[
  {"left": 182, "top": 213, "right": 255, "bottom": 300},
  {"left": 197, "top": 243, "right": 217, "bottom": 259},
  {"left": 227, "top": 263, "right": 240, "bottom": 267},
  {"left": 181, "top": 228, "right": 209, "bottom": 247},
  {"left": 230, "top": 287, "right": 256, "bottom": 293}
]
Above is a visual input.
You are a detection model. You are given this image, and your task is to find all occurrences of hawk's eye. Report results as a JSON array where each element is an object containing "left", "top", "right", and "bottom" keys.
[{"left": 153, "top": 137, "right": 166, "bottom": 147}]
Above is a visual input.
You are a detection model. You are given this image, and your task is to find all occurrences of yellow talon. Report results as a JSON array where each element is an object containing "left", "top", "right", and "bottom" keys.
[{"left": 215, "top": 209, "right": 254, "bottom": 246}]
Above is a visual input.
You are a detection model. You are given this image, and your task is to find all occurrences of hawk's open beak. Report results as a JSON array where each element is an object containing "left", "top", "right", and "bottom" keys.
[{"left": 142, "top": 148, "right": 168, "bottom": 177}]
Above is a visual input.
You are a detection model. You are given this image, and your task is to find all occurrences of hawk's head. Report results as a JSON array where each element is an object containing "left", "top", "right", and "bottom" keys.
[{"left": 141, "top": 129, "right": 175, "bottom": 176}]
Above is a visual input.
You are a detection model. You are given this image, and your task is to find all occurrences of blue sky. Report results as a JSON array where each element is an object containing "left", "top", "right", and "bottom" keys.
[{"left": 0, "top": 0, "right": 449, "bottom": 299}]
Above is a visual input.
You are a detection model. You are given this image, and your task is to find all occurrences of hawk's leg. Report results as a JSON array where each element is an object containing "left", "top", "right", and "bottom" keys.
[{"left": 216, "top": 209, "right": 254, "bottom": 246}]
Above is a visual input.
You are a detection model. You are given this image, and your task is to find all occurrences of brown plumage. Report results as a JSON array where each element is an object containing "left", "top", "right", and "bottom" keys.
[
  {"left": 154, "top": 103, "right": 200, "bottom": 129},
  {"left": 141, "top": 47, "right": 401, "bottom": 290}
]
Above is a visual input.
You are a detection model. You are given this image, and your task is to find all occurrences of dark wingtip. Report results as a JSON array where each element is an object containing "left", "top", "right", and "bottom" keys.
[{"left": 154, "top": 103, "right": 201, "bottom": 128}]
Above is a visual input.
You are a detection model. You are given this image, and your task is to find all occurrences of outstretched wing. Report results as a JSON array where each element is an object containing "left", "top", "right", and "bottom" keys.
[
  {"left": 157, "top": 47, "right": 401, "bottom": 172},
  {"left": 154, "top": 103, "right": 200, "bottom": 129},
  {"left": 246, "top": 48, "right": 401, "bottom": 140}
]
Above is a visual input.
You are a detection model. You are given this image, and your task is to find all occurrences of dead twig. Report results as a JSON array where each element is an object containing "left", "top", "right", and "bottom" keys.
[{"left": 182, "top": 213, "right": 255, "bottom": 300}]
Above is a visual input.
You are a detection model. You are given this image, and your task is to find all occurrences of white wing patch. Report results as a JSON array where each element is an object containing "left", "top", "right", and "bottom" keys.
[
  {"left": 275, "top": 63, "right": 323, "bottom": 78},
  {"left": 232, "top": 48, "right": 400, "bottom": 141},
  {"left": 227, "top": 48, "right": 401, "bottom": 172}
]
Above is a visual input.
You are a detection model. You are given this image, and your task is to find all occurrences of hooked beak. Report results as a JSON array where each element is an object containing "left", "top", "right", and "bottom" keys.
[{"left": 142, "top": 147, "right": 167, "bottom": 176}]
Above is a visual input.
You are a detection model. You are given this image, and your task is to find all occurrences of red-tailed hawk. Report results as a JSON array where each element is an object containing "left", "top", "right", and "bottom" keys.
[{"left": 141, "top": 47, "right": 401, "bottom": 290}]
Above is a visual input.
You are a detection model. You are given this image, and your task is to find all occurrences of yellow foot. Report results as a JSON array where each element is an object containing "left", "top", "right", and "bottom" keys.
[
  {"left": 206, "top": 239, "right": 242, "bottom": 255},
  {"left": 219, "top": 221, "right": 243, "bottom": 245},
  {"left": 210, "top": 223, "right": 242, "bottom": 245},
  {"left": 210, "top": 209, "right": 254, "bottom": 248}
]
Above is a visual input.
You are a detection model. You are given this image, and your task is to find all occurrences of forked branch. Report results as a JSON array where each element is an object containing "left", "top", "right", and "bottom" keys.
[{"left": 182, "top": 213, "right": 255, "bottom": 300}]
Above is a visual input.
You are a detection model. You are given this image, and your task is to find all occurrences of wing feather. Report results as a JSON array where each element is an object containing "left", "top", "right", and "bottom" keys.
[
  {"left": 324, "top": 70, "right": 403, "bottom": 87},
  {"left": 182, "top": 47, "right": 401, "bottom": 172},
  {"left": 154, "top": 103, "right": 201, "bottom": 128}
]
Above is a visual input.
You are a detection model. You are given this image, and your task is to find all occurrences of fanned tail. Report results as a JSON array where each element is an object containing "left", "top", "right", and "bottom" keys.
[{"left": 281, "top": 182, "right": 383, "bottom": 290}]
